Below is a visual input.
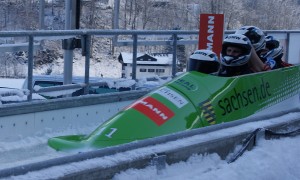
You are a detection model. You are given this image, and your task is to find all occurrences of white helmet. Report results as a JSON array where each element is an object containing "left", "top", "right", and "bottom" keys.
[
  {"left": 221, "top": 34, "right": 252, "bottom": 67},
  {"left": 260, "top": 35, "right": 283, "bottom": 60},
  {"left": 188, "top": 49, "right": 220, "bottom": 74},
  {"left": 235, "top": 26, "right": 266, "bottom": 52}
]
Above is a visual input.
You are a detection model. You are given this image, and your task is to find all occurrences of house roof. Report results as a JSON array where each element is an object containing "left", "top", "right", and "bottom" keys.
[{"left": 119, "top": 52, "right": 173, "bottom": 65}]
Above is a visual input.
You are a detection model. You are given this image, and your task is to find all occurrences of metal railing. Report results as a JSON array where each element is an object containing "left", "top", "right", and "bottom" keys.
[{"left": 0, "top": 29, "right": 299, "bottom": 101}]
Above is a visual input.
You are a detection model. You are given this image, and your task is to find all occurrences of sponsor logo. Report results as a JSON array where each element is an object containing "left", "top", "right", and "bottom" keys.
[
  {"left": 130, "top": 96, "right": 174, "bottom": 126},
  {"left": 218, "top": 78, "right": 271, "bottom": 115},
  {"left": 199, "top": 99, "right": 216, "bottom": 125},
  {"left": 174, "top": 78, "right": 198, "bottom": 91},
  {"left": 156, "top": 87, "right": 188, "bottom": 108},
  {"left": 198, "top": 14, "right": 224, "bottom": 57},
  {"left": 227, "top": 35, "right": 241, "bottom": 40},
  {"left": 206, "top": 15, "right": 214, "bottom": 50},
  {"left": 195, "top": 51, "right": 208, "bottom": 56}
]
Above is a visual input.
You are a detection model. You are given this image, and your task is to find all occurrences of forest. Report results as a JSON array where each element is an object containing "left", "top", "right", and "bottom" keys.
[
  {"left": 0, "top": 0, "right": 299, "bottom": 31},
  {"left": 0, "top": 0, "right": 299, "bottom": 77}
]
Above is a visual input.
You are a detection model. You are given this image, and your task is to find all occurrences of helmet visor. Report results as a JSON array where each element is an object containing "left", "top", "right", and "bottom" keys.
[
  {"left": 266, "top": 40, "right": 279, "bottom": 50},
  {"left": 245, "top": 31, "right": 261, "bottom": 44},
  {"left": 188, "top": 58, "right": 220, "bottom": 74}
]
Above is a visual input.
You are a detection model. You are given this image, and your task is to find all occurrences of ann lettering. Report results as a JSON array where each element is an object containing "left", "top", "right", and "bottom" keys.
[{"left": 207, "top": 16, "right": 214, "bottom": 50}]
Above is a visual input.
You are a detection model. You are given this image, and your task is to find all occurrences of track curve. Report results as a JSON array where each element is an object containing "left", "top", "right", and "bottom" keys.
[{"left": 1, "top": 108, "right": 300, "bottom": 179}]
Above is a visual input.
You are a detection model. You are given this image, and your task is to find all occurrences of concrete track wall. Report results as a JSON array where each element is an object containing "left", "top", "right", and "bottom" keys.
[{"left": 0, "top": 90, "right": 148, "bottom": 141}]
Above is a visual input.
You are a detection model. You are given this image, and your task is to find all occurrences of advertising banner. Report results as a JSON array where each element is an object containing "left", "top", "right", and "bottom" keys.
[{"left": 198, "top": 14, "right": 224, "bottom": 57}]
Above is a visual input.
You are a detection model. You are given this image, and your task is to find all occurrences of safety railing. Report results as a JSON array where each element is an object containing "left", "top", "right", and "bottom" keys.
[{"left": 0, "top": 29, "right": 299, "bottom": 102}]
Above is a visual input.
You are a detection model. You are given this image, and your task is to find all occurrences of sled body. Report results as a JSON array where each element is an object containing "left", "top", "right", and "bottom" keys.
[{"left": 48, "top": 65, "right": 300, "bottom": 151}]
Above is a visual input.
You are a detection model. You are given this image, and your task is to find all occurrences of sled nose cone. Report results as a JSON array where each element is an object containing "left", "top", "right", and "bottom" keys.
[{"left": 48, "top": 135, "right": 88, "bottom": 151}]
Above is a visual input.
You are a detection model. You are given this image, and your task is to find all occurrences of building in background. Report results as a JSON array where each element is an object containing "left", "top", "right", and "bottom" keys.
[{"left": 118, "top": 52, "right": 174, "bottom": 79}]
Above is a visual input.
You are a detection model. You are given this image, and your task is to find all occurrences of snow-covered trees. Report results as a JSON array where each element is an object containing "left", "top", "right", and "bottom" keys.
[
  {"left": 0, "top": 0, "right": 300, "bottom": 78},
  {"left": 118, "top": 0, "right": 300, "bottom": 30},
  {"left": 1, "top": 0, "right": 299, "bottom": 31}
]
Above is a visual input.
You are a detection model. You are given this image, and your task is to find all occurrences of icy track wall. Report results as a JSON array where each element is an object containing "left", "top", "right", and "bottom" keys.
[{"left": 0, "top": 90, "right": 148, "bottom": 141}]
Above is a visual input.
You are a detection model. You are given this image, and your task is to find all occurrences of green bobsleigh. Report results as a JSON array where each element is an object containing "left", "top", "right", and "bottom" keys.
[{"left": 48, "top": 65, "right": 300, "bottom": 151}]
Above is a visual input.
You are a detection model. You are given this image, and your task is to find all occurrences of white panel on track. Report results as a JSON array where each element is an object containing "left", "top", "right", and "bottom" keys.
[
  {"left": 0, "top": 100, "right": 133, "bottom": 141},
  {"left": 0, "top": 114, "right": 35, "bottom": 141},
  {"left": 34, "top": 108, "right": 75, "bottom": 132},
  {"left": 288, "top": 33, "right": 300, "bottom": 64}
]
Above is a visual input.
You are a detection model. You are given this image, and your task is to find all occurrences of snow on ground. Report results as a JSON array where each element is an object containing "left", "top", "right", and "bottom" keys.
[
  {"left": 112, "top": 112, "right": 300, "bottom": 180},
  {"left": 33, "top": 53, "right": 122, "bottom": 78},
  {"left": 4, "top": 112, "right": 300, "bottom": 180},
  {"left": 113, "top": 136, "right": 300, "bottom": 180},
  {"left": 0, "top": 78, "right": 24, "bottom": 89}
]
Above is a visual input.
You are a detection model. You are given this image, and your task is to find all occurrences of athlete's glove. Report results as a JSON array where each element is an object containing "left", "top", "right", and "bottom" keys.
[{"left": 264, "top": 57, "right": 276, "bottom": 70}]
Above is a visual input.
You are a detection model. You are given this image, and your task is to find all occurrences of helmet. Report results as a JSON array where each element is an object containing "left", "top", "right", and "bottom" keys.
[
  {"left": 265, "top": 35, "right": 280, "bottom": 49},
  {"left": 235, "top": 26, "right": 266, "bottom": 52},
  {"left": 261, "top": 35, "right": 284, "bottom": 60},
  {"left": 221, "top": 34, "right": 252, "bottom": 67},
  {"left": 188, "top": 49, "right": 220, "bottom": 74}
]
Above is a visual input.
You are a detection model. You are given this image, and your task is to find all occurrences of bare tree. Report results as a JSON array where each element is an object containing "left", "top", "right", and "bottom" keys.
[{"left": 242, "top": 0, "right": 300, "bottom": 30}]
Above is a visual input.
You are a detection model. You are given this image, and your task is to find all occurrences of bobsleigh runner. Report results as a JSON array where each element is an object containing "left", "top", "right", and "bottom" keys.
[{"left": 48, "top": 65, "right": 300, "bottom": 151}]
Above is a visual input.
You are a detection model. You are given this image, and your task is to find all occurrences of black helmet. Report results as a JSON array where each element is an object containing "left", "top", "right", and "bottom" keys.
[
  {"left": 188, "top": 49, "right": 220, "bottom": 74},
  {"left": 260, "top": 35, "right": 284, "bottom": 61},
  {"left": 235, "top": 26, "right": 266, "bottom": 52}
]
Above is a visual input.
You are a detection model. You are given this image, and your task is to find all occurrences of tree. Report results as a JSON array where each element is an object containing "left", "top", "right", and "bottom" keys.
[{"left": 165, "top": 33, "right": 187, "bottom": 72}]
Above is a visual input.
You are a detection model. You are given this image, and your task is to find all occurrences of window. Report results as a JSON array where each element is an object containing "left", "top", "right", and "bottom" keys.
[
  {"left": 156, "top": 69, "right": 165, "bottom": 73},
  {"left": 140, "top": 68, "right": 147, "bottom": 72},
  {"left": 35, "top": 81, "right": 63, "bottom": 87},
  {"left": 148, "top": 69, "right": 155, "bottom": 72}
]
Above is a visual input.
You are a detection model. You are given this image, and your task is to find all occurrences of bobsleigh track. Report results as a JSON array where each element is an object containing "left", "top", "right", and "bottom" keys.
[{"left": 0, "top": 90, "right": 300, "bottom": 179}]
